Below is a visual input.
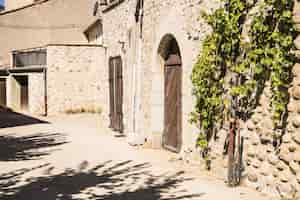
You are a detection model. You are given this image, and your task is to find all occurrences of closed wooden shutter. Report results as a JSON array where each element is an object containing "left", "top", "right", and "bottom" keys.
[
  {"left": 109, "top": 58, "right": 115, "bottom": 128},
  {"left": 108, "top": 56, "right": 124, "bottom": 133},
  {"left": 115, "top": 57, "right": 123, "bottom": 132}
]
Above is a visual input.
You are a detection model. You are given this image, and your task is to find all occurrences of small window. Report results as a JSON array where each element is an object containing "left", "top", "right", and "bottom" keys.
[{"left": 13, "top": 49, "right": 47, "bottom": 67}]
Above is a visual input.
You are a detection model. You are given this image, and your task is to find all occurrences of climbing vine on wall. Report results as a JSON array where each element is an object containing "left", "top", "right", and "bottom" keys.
[{"left": 191, "top": 0, "right": 296, "bottom": 152}]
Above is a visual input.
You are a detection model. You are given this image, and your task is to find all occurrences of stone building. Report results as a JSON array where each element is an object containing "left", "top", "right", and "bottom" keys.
[
  {"left": 2, "top": 0, "right": 300, "bottom": 198},
  {"left": 95, "top": 0, "right": 219, "bottom": 149},
  {"left": 91, "top": 0, "right": 300, "bottom": 198},
  {"left": 0, "top": 0, "right": 106, "bottom": 116}
]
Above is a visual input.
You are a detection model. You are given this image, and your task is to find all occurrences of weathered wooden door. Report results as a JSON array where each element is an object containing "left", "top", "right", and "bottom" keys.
[
  {"left": 109, "top": 58, "right": 115, "bottom": 129},
  {"left": 0, "top": 78, "right": 6, "bottom": 106},
  {"left": 163, "top": 54, "right": 182, "bottom": 152},
  {"left": 109, "top": 56, "right": 124, "bottom": 133}
]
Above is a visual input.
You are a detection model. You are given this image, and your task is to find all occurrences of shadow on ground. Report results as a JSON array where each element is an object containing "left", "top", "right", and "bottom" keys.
[
  {"left": 0, "top": 106, "right": 49, "bottom": 128},
  {"left": 0, "top": 132, "right": 68, "bottom": 161},
  {"left": 0, "top": 160, "right": 205, "bottom": 200}
]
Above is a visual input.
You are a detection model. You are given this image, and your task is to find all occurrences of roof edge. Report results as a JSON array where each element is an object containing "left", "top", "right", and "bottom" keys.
[
  {"left": 0, "top": 0, "right": 50, "bottom": 16},
  {"left": 12, "top": 43, "right": 105, "bottom": 53}
]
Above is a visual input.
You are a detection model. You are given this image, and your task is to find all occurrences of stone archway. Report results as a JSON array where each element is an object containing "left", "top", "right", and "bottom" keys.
[{"left": 151, "top": 34, "right": 182, "bottom": 152}]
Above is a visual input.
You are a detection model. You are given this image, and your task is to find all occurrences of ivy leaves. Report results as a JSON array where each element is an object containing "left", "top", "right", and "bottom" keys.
[
  {"left": 191, "top": 0, "right": 248, "bottom": 148},
  {"left": 191, "top": 34, "right": 224, "bottom": 134},
  {"left": 251, "top": 0, "right": 296, "bottom": 126},
  {"left": 191, "top": 0, "right": 296, "bottom": 150}
]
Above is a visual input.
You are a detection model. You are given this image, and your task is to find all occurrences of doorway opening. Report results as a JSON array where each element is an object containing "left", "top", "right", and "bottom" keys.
[
  {"left": 0, "top": 78, "right": 7, "bottom": 107},
  {"left": 14, "top": 76, "right": 29, "bottom": 111}
]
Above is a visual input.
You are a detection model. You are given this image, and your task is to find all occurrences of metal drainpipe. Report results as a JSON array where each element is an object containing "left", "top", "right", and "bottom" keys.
[
  {"left": 134, "top": 1, "right": 144, "bottom": 143},
  {"left": 43, "top": 67, "right": 47, "bottom": 116},
  {"left": 129, "top": 0, "right": 144, "bottom": 145},
  {"left": 132, "top": 43, "right": 137, "bottom": 133}
]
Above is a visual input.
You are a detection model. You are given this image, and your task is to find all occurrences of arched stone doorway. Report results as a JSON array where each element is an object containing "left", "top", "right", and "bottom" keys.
[{"left": 154, "top": 34, "right": 182, "bottom": 152}]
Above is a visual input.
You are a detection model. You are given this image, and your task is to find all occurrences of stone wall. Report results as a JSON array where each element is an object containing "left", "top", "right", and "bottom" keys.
[
  {"left": 46, "top": 45, "right": 108, "bottom": 124},
  {"left": 28, "top": 72, "right": 45, "bottom": 115},
  {"left": 0, "top": 0, "right": 96, "bottom": 66},
  {"left": 100, "top": 0, "right": 220, "bottom": 143},
  {"left": 140, "top": 0, "right": 219, "bottom": 150},
  {"left": 6, "top": 72, "right": 45, "bottom": 115},
  {"left": 101, "top": 0, "right": 138, "bottom": 133},
  {"left": 138, "top": 0, "right": 300, "bottom": 198},
  {"left": 233, "top": 2, "right": 300, "bottom": 198},
  {"left": 99, "top": 0, "right": 222, "bottom": 152}
]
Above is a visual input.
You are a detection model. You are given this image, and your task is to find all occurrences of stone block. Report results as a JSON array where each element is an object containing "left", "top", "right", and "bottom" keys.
[
  {"left": 282, "top": 134, "right": 292, "bottom": 143},
  {"left": 268, "top": 154, "right": 279, "bottom": 165},
  {"left": 279, "top": 149, "right": 293, "bottom": 164},
  {"left": 247, "top": 145, "right": 257, "bottom": 158},
  {"left": 277, "top": 161, "right": 288, "bottom": 171},
  {"left": 294, "top": 150, "right": 300, "bottom": 162},
  {"left": 248, "top": 169, "right": 258, "bottom": 182},
  {"left": 279, "top": 170, "right": 292, "bottom": 183},
  {"left": 260, "top": 162, "right": 271, "bottom": 176},
  {"left": 291, "top": 86, "right": 300, "bottom": 100},
  {"left": 294, "top": 35, "right": 300, "bottom": 50},
  {"left": 257, "top": 149, "right": 266, "bottom": 161},
  {"left": 289, "top": 161, "right": 300, "bottom": 175},
  {"left": 247, "top": 120, "right": 255, "bottom": 131},
  {"left": 252, "top": 159, "right": 261, "bottom": 169},
  {"left": 293, "top": 133, "right": 300, "bottom": 144},
  {"left": 292, "top": 63, "right": 300, "bottom": 77},
  {"left": 293, "top": 2, "right": 300, "bottom": 27}
]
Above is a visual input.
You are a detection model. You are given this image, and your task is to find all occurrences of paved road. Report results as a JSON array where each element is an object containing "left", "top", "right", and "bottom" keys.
[{"left": 0, "top": 113, "right": 272, "bottom": 200}]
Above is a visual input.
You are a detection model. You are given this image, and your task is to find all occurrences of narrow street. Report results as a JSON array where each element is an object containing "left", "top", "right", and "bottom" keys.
[{"left": 0, "top": 111, "right": 271, "bottom": 200}]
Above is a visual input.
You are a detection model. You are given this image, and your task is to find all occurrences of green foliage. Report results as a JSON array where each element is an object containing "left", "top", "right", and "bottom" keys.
[
  {"left": 248, "top": 0, "right": 296, "bottom": 127},
  {"left": 197, "top": 134, "right": 208, "bottom": 149},
  {"left": 191, "top": 0, "right": 249, "bottom": 149},
  {"left": 191, "top": 0, "right": 296, "bottom": 153}
]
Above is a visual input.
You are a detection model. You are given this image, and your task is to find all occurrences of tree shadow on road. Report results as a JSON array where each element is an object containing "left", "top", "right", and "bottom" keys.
[
  {"left": 0, "top": 106, "right": 48, "bottom": 128},
  {"left": 0, "top": 132, "right": 68, "bottom": 161},
  {"left": 0, "top": 160, "right": 205, "bottom": 200}
]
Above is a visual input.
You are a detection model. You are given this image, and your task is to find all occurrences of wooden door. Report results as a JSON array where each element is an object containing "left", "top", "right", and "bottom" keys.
[
  {"left": 115, "top": 57, "right": 124, "bottom": 132},
  {"left": 163, "top": 54, "right": 182, "bottom": 152},
  {"left": 109, "top": 56, "right": 124, "bottom": 133},
  {"left": 0, "top": 78, "right": 6, "bottom": 106},
  {"left": 109, "top": 58, "right": 115, "bottom": 129}
]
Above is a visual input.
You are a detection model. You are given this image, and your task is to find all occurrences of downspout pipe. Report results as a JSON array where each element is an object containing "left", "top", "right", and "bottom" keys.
[
  {"left": 128, "top": 0, "right": 145, "bottom": 145},
  {"left": 135, "top": 6, "right": 144, "bottom": 138},
  {"left": 43, "top": 67, "right": 47, "bottom": 116}
]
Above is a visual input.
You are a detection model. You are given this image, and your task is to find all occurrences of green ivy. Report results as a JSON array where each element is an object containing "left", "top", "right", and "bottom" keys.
[
  {"left": 191, "top": 0, "right": 296, "bottom": 152},
  {"left": 191, "top": 0, "right": 249, "bottom": 149},
  {"left": 247, "top": 0, "right": 296, "bottom": 127}
]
